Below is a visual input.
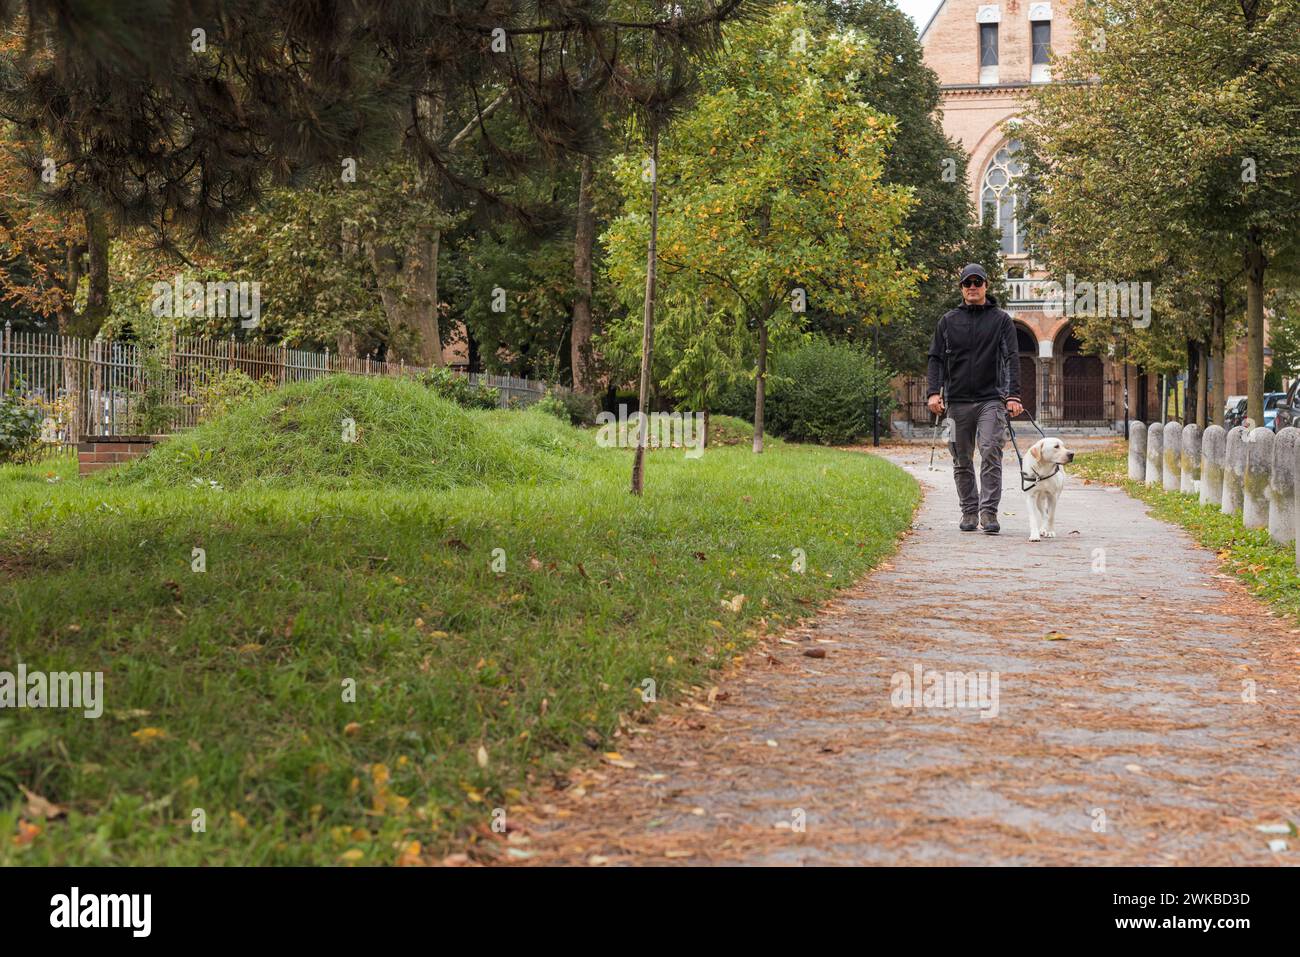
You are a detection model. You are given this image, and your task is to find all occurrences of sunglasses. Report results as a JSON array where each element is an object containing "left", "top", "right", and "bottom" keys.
[{"left": 961, "top": 277, "right": 986, "bottom": 288}]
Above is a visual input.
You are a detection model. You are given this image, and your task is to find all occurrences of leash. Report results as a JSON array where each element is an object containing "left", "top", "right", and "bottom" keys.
[{"left": 1005, "top": 408, "right": 1059, "bottom": 492}]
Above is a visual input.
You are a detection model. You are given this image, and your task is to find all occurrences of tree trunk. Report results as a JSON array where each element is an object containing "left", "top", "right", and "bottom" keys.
[
  {"left": 368, "top": 87, "right": 446, "bottom": 367},
  {"left": 1211, "top": 283, "right": 1226, "bottom": 426},
  {"left": 336, "top": 330, "right": 359, "bottom": 360},
  {"left": 56, "top": 214, "right": 105, "bottom": 338},
  {"left": 571, "top": 155, "right": 597, "bottom": 393},
  {"left": 753, "top": 316, "right": 767, "bottom": 454},
  {"left": 1244, "top": 236, "right": 1267, "bottom": 426},
  {"left": 57, "top": 239, "right": 83, "bottom": 334},
  {"left": 1185, "top": 338, "right": 1198, "bottom": 425},
  {"left": 76, "top": 208, "right": 110, "bottom": 337},
  {"left": 412, "top": 227, "right": 442, "bottom": 366},
  {"left": 631, "top": 124, "right": 659, "bottom": 496},
  {"left": 369, "top": 234, "right": 443, "bottom": 367}
]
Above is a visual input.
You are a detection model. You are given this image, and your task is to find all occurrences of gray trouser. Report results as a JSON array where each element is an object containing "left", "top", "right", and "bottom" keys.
[{"left": 947, "top": 400, "right": 1006, "bottom": 516}]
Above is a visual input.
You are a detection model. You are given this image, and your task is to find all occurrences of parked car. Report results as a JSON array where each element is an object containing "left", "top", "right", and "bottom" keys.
[
  {"left": 1273, "top": 382, "right": 1300, "bottom": 432},
  {"left": 1263, "top": 392, "right": 1287, "bottom": 431},
  {"left": 1224, "top": 395, "right": 1248, "bottom": 429}
]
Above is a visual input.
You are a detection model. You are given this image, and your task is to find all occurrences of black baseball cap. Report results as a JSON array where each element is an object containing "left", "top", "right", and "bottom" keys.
[{"left": 959, "top": 263, "right": 988, "bottom": 284}]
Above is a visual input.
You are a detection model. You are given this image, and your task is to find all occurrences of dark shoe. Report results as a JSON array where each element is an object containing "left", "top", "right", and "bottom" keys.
[
  {"left": 981, "top": 513, "right": 1000, "bottom": 534},
  {"left": 959, "top": 513, "right": 978, "bottom": 531}
]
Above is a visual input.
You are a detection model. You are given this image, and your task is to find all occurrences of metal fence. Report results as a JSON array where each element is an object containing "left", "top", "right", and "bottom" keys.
[
  {"left": 895, "top": 369, "right": 1115, "bottom": 430},
  {"left": 0, "top": 323, "right": 557, "bottom": 454}
]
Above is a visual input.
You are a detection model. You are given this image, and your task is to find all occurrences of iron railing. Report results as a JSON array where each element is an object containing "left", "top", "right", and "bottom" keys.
[{"left": 0, "top": 323, "right": 560, "bottom": 454}]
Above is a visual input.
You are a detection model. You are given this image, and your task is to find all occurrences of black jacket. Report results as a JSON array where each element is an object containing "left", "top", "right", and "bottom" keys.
[{"left": 925, "top": 295, "right": 1021, "bottom": 404}]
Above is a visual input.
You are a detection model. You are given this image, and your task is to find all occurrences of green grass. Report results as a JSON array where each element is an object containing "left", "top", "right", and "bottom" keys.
[
  {"left": 1074, "top": 445, "right": 1300, "bottom": 621},
  {"left": 0, "top": 379, "right": 918, "bottom": 865},
  {"left": 122, "top": 375, "right": 588, "bottom": 491}
]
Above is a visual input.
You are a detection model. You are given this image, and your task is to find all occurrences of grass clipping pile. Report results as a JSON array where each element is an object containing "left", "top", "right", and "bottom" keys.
[{"left": 117, "top": 375, "right": 593, "bottom": 491}]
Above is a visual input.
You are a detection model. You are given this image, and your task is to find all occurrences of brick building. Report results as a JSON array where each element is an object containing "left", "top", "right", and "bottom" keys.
[{"left": 907, "top": 0, "right": 1250, "bottom": 429}]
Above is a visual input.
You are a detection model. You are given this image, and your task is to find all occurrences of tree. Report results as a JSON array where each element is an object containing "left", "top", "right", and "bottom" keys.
[
  {"left": 1023, "top": 0, "right": 1300, "bottom": 426},
  {"left": 604, "top": 3, "right": 919, "bottom": 455},
  {"left": 0, "top": 1, "right": 754, "bottom": 358},
  {"left": 1267, "top": 290, "right": 1300, "bottom": 385},
  {"left": 814, "top": 0, "right": 1001, "bottom": 373}
]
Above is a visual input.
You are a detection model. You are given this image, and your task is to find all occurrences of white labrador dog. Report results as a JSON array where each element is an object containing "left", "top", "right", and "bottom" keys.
[{"left": 1023, "top": 437, "right": 1075, "bottom": 542}]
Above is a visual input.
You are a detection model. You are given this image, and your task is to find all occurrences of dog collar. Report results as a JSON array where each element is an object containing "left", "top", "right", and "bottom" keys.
[{"left": 1021, "top": 464, "right": 1061, "bottom": 491}]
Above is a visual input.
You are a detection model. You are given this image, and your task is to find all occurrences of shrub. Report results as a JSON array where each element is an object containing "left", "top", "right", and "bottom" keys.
[
  {"left": 190, "top": 367, "right": 274, "bottom": 423},
  {"left": 713, "top": 378, "right": 756, "bottom": 420},
  {"left": 416, "top": 367, "right": 500, "bottom": 410},
  {"left": 535, "top": 388, "right": 599, "bottom": 426},
  {"left": 0, "top": 392, "right": 44, "bottom": 463},
  {"left": 765, "top": 338, "right": 894, "bottom": 445}
]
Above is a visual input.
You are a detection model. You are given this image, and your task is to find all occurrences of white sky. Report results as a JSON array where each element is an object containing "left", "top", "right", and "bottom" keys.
[{"left": 894, "top": 0, "right": 944, "bottom": 33}]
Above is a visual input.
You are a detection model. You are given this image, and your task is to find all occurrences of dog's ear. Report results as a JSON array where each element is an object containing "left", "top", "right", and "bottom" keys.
[{"left": 1030, "top": 442, "right": 1042, "bottom": 462}]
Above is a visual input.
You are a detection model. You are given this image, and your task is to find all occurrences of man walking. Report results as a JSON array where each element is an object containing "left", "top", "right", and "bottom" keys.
[{"left": 926, "top": 263, "right": 1024, "bottom": 534}]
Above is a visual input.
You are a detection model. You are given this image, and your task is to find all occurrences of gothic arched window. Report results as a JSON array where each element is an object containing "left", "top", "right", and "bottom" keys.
[{"left": 981, "top": 139, "right": 1027, "bottom": 256}]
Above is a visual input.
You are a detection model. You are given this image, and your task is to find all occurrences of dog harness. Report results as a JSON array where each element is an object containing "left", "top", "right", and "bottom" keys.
[{"left": 1006, "top": 411, "right": 1060, "bottom": 492}]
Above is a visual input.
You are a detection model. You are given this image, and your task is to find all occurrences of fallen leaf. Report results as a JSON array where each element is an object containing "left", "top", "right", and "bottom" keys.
[
  {"left": 109, "top": 708, "right": 151, "bottom": 721},
  {"left": 721, "top": 594, "right": 747, "bottom": 613},
  {"left": 1255, "top": 822, "right": 1296, "bottom": 835},
  {"left": 16, "top": 786, "right": 61, "bottom": 821},
  {"left": 13, "top": 819, "right": 40, "bottom": 846},
  {"left": 131, "top": 727, "right": 168, "bottom": 744}
]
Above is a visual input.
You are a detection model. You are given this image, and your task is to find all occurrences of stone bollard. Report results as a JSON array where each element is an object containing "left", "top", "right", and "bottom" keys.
[
  {"left": 1180, "top": 424, "right": 1202, "bottom": 495},
  {"left": 1295, "top": 438, "right": 1300, "bottom": 570},
  {"left": 1200, "top": 425, "right": 1226, "bottom": 507},
  {"left": 1163, "top": 421, "right": 1182, "bottom": 492},
  {"left": 1222, "top": 426, "right": 1246, "bottom": 516},
  {"left": 1145, "top": 422, "right": 1163, "bottom": 487},
  {"left": 1128, "top": 421, "right": 1147, "bottom": 481},
  {"left": 1269, "top": 428, "right": 1298, "bottom": 545},
  {"left": 1242, "top": 427, "right": 1273, "bottom": 529}
]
